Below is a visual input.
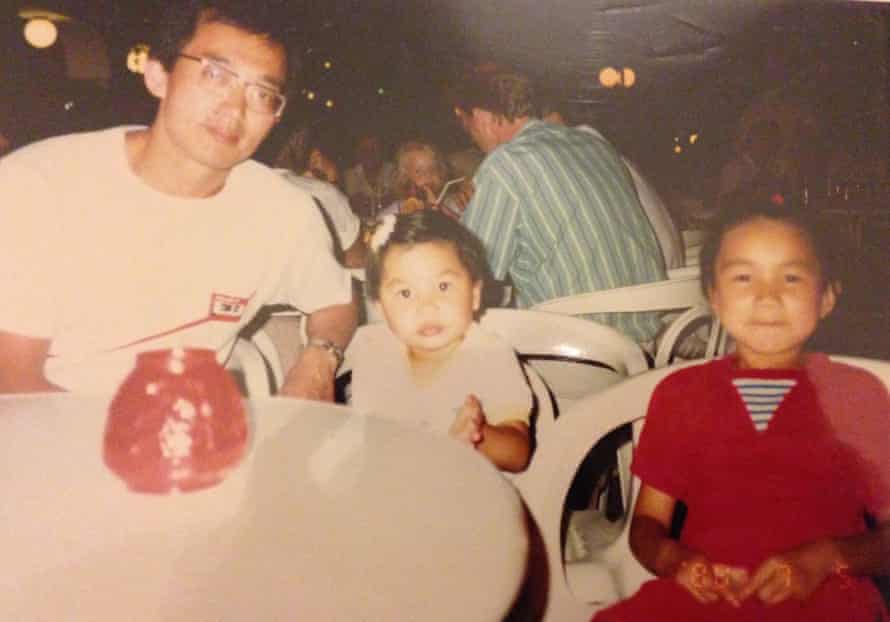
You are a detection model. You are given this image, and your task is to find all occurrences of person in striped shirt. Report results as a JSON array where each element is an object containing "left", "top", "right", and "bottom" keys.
[
  {"left": 451, "top": 64, "right": 666, "bottom": 344},
  {"left": 595, "top": 200, "right": 890, "bottom": 621}
]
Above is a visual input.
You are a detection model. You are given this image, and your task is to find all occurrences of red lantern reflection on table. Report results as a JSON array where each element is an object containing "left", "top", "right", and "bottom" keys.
[{"left": 103, "top": 348, "right": 248, "bottom": 494}]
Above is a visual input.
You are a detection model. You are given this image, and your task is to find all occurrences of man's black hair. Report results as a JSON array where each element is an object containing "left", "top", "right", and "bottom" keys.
[{"left": 151, "top": 0, "right": 302, "bottom": 91}]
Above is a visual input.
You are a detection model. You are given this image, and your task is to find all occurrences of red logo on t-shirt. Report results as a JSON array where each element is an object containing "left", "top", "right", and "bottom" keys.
[{"left": 209, "top": 293, "right": 249, "bottom": 322}]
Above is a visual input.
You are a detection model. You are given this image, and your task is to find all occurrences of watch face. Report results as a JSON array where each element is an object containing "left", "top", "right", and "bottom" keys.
[{"left": 309, "top": 338, "right": 343, "bottom": 367}]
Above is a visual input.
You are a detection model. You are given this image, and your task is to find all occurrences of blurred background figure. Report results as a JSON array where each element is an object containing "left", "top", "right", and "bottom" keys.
[
  {"left": 344, "top": 133, "right": 395, "bottom": 219},
  {"left": 388, "top": 140, "right": 449, "bottom": 212},
  {"left": 453, "top": 64, "right": 666, "bottom": 345},
  {"left": 275, "top": 125, "right": 343, "bottom": 187},
  {"left": 275, "top": 127, "right": 366, "bottom": 268},
  {"left": 445, "top": 147, "right": 485, "bottom": 219},
  {"left": 718, "top": 119, "right": 791, "bottom": 207},
  {"left": 381, "top": 140, "right": 467, "bottom": 220}
]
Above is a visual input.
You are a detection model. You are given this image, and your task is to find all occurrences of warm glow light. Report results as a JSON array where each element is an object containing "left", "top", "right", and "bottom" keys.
[
  {"left": 378, "top": 87, "right": 385, "bottom": 95},
  {"left": 323, "top": 60, "right": 332, "bottom": 69},
  {"left": 325, "top": 99, "right": 334, "bottom": 108},
  {"left": 598, "top": 67, "right": 621, "bottom": 88},
  {"left": 24, "top": 18, "right": 57, "bottom": 49},
  {"left": 126, "top": 44, "right": 150, "bottom": 74},
  {"left": 307, "top": 91, "right": 316, "bottom": 101},
  {"left": 674, "top": 145, "right": 683, "bottom": 154},
  {"left": 689, "top": 133, "right": 699, "bottom": 144},
  {"left": 622, "top": 67, "right": 636, "bottom": 87}
]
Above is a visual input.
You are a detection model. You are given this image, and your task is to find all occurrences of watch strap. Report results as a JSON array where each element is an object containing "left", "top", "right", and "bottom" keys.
[{"left": 306, "top": 337, "right": 345, "bottom": 369}]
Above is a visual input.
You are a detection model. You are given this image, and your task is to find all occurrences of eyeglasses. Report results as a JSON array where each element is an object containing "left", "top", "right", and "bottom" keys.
[{"left": 177, "top": 53, "right": 287, "bottom": 117}]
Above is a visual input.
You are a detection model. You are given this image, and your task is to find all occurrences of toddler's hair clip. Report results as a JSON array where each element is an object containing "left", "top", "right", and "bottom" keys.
[{"left": 369, "top": 214, "right": 397, "bottom": 253}]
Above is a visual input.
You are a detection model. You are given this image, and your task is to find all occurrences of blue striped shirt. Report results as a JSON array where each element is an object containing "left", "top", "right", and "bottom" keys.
[
  {"left": 462, "top": 120, "right": 666, "bottom": 342},
  {"left": 732, "top": 378, "right": 797, "bottom": 431}
]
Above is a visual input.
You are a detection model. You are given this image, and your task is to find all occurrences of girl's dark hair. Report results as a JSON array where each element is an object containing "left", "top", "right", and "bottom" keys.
[
  {"left": 699, "top": 193, "right": 841, "bottom": 295},
  {"left": 365, "top": 210, "right": 491, "bottom": 301}
]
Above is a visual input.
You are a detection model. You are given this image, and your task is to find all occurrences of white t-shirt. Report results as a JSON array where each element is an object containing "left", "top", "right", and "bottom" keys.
[
  {"left": 0, "top": 127, "right": 353, "bottom": 393},
  {"left": 276, "top": 170, "right": 361, "bottom": 250},
  {"left": 348, "top": 322, "right": 532, "bottom": 434}
]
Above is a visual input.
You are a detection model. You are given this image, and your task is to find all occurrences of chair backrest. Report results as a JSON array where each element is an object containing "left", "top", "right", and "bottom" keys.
[
  {"left": 681, "top": 228, "right": 705, "bottom": 267},
  {"left": 531, "top": 273, "right": 704, "bottom": 316},
  {"left": 529, "top": 272, "right": 729, "bottom": 369},
  {"left": 226, "top": 329, "right": 284, "bottom": 396},
  {"left": 479, "top": 308, "right": 649, "bottom": 410},
  {"left": 653, "top": 302, "right": 729, "bottom": 368},
  {"left": 515, "top": 355, "right": 890, "bottom": 621}
]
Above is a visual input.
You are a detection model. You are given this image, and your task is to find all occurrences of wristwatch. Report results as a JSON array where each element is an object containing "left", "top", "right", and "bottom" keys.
[{"left": 306, "top": 337, "right": 345, "bottom": 370}]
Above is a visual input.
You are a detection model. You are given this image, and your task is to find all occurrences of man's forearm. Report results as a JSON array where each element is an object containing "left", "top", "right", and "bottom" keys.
[
  {"left": 277, "top": 300, "right": 357, "bottom": 400},
  {"left": 304, "top": 300, "right": 358, "bottom": 351}
]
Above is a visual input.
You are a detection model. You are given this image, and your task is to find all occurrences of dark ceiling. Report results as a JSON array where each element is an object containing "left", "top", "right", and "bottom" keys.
[{"left": 6, "top": 1, "right": 889, "bottom": 186}]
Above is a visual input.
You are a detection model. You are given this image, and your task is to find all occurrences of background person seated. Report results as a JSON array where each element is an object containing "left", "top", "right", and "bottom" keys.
[
  {"left": 541, "top": 101, "right": 685, "bottom": 270},
  {"left": 380, "top": 140, "right": 465, "bottom": 220},
  {"left": 452, "top": 64, "right": 667, "bottom": 344},
  {"left": 275, "top": 126, "right": 366, "bottom": 268},
  {"left": 344, "top": 132, "right": 395, "bottom": 219}
]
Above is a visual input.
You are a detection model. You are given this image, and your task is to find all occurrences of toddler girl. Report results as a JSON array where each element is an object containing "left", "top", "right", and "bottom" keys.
[
  {"left": 595, "top": 200, "right": 890, "bottom": 621},
  {"left": 349, "top": 210, "right": 532, "bottom": 472}
]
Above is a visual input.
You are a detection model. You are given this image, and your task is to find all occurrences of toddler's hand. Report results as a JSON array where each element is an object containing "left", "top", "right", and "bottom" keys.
[
  {"left": 738, "top": 539, "right": 839, "bottom": 606},
  {"left": 449, "top": 394, "right": 485, "bottom": 447},
  {"left": 675, "top": 557, "right": 749, "bottom": 607}
]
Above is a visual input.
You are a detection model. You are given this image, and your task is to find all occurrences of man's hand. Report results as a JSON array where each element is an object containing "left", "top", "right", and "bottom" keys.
[
  {"left": 448, "top": 180, "right": 475, "bottom": 219},
  {"left": 738, "top": 539, "right": 840, "bottom": 606},
  {"left": 278, "top": 344, "right": 338, "bottom": 401},
  {"left": 279, "top": 301, "right": 357, "bottom": 401},
  {"left": 449, "top": 394, "right": 486, "bottom": 446}
]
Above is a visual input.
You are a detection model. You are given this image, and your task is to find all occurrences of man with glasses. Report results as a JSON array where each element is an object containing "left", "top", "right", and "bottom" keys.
[{"left": 0, "top": 0, "right": 357, "bottom": 398}]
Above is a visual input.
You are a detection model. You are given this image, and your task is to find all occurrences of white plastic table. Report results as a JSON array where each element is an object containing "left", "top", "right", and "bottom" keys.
[{"left": 0, "top": 394, "right": 528, "bottom": 621}]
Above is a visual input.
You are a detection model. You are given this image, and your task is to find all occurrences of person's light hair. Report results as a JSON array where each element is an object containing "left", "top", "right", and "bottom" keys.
[{"left": 392, "top": 141, "right": 449, "bottom": 199}]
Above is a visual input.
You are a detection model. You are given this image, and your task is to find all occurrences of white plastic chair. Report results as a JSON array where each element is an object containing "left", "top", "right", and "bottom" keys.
[
  {"left": 653, "top": 302, "right": 729, "bottom": 368},
  {"left": 226, "top": 329, "right": 285, "bottom": 396},
  {"left": 513, "top": 363, "right": 687, "bottom": 621},
  {"left": 480, "top": 309, "right": 650, "bottom": 539},
  {"left": 479, "top": 308, "right": 649, "bottom": 413},
  {"left": 515, "top": 355, "right": 890, "bottom": 621},
  {"left": 337, "top": 310, "right": 628, "bottom": 433},
  {"left": 530, "top": 272, "right": 727, "bottom": 369},
  {"left": 681, "top": 228, "right": 705, "bottom": 267},
  {"left": 531, "top": 272, "right": 703, "bottom": 316}
]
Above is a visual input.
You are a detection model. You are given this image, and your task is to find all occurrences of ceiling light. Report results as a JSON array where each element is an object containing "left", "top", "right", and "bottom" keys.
[{"left": 24, "top": 18, "right": 57, "bottom": 49}]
